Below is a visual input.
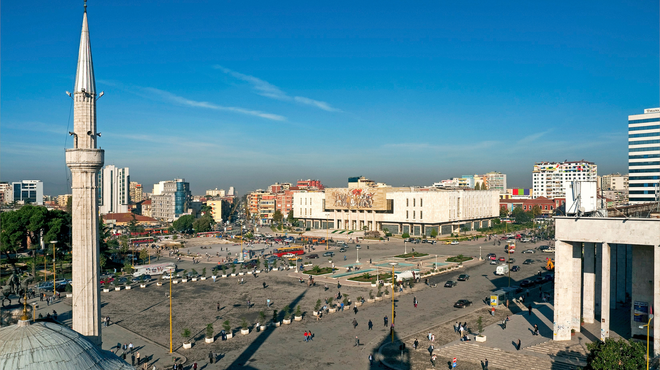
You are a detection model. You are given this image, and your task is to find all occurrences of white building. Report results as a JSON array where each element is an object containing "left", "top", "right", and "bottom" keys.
[
  {"left": 293, "top": 187, "right": 499, "bottom": 236},
  {"left": 628, "top": 108, "right": 660, "bottom": 204},
  {"left": 11, "top": 180, "right": 44, "bottom": 205},
  {"left": 151, "top": 179, "right": 191, "bottom": 221},
  {"left": 483, "top": 172, "right": 507, "bottom": 193},
  {"left": 206, "top": 188, "right": 226, "bottom": 197},
  {"left": 98, "top": 165, "right": 129, "bottom": 215},
  {"left": 532, "top": 160, "right": 597, "bottom": 199}
]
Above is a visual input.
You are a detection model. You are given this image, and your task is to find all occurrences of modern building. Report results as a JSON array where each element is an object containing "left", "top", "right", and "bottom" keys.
[
  {"left": 259, "top": 193, "right": 276, "bottom": 224},
  {"left": 206, "top": 200, "right": 224, "bottom": 223},
  {"left": 12, "top": 180, "right": 44, "bottom": 205},
  {"left": 297, "top": 179, "right": 324, "bottom": 190},
  {"left": 129, "top": 181, "right": 143, "bottom": 203},
  {"left": 628, "top": 108, "right": 660, "bottom": 204},
  {"left": 483, "top": 172, "right": 507, "bottom": 193},
  {"left": 98, "top": 165, "right": 129, "bottom": 214},
  {"left": 151, "top": 179, "right": 191, "bottom": 221},
  {"left": 56, "top": 194, "right": 72, "bottom": 207},
  {"left": 294, "top": 185, "right": 499, "bottom": 235},
  {"left": 227, "top": 186, "right": 235, "bottom": 196},
  {"left": 269, "top": 182, "right": 291, "bottom": 193},
  {"left": 206, "top": 188, "right": 226, "bottom": 197},
  {"left": 275, "top": 190, "right": 295, "bottom": 217},
  {"left": 553, "top": 216, "right": 660, "bottom": 357},
  {"left": 532, "top": 160, "right": 597, "bottom": 199}
]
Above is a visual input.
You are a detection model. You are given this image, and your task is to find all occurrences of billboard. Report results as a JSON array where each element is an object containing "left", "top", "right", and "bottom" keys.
[{"left": 326, "top": 187, "right": 388, "bottom": 210}]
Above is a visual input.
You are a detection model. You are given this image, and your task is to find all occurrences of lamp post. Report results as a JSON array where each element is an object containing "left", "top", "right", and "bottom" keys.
[
  {"left": 404, "top": 241, "right": 407, "bottom": 255},
  {"left": 389, "top": 262, "right": 398, "bottom": 343},
  {"left": 639, "top": 313, "right": 654, "bottom": 370},
  {"left": 51, "top": 241, "right": 57, "bottom": 296},
  {"left": 435, "top": 255, "right": 438, "bottom": 271},
  {"left": 507, "top": 246, "right": 511, "bottom": 287},
  {"left": 480, "top": 246, "right": 482, "bottom": 261},
  {"left": 326, "top": 214, "right": 329, "bottom": 251},
  {"left": 169, "top": 266, "right": 173, "bottom": 354},
  {"left": 240, "top": 226, "right": 245, "bottom": 263},
  {"left": 356, "top": 247, "right": 360, "bottom": 263}
]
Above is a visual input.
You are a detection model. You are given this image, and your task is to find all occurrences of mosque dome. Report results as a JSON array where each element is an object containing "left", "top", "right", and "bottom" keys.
[{"left": 0, "top": 320, "right": 132, "bottom": 370}]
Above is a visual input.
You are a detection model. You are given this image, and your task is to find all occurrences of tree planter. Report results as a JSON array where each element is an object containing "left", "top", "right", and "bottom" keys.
[
  {"left": 201, "top": 277, "right": 207, "bottom": 280},
  {"left": 205, "top": 337, "right": 214, "bottom": 343},
  {"left": 255, "top": 270, "right": 261, "bottom": 274},
  {"left": 173, "top": 280, "right": 179, "bottom": 284},
  {"left": 222, "top": 275, "right": 227, "bottom": 278},
  {"left": 182, "top": 342, "right": 192, "bottom": 349},
  {"left": 355, "top": 302, "right": 362, "bottom": 307},
  {"left": 328, "top": 308, "right": 337, "bottom": 313},
  {"left": 230, "top": 274, "right": 236, "bottom": 277},
  {"left": 294, "top": 316, "right": 302, "bottom": 321},
  {"left": 192, "top": 278, "right": 198, "bottom": 281},
  {"left": 367, "top": 299, "right": 375, "bottom": 303},
  {"left": 246, "top": 271, "right": 252, "bottom": 274},
  {"left": 114, "top": 287, "right": 121, "bottom": 291},
  {"left": 241, "top": 329, "right": 250, "bottom": 335},
  {"left": 226, "top": 332, "right": 233, "bottom": 339},
  {"left": 283, "top": 319, "right": 292, "bottom": 325},
  {"left": 274, "top": 321, "right": 281, "bottom": 327},
  {"left": 371, "top": 283, "right": 377, "bottom": 287},
  {"left": 375, "top": 296, "right": 383, "bottom": 301},
  {"left": 140, "top": 284, "right": 146, "bottom": 288},
  {"left": 312, "top": 311, "right": 318, "bottom": 316},
  {"left": 66, "top": 293, "right": 73, "bottom": 298},
  {"left": 156, "top": 282, "right": 162, "bottom": 286},
  {"left": 125, "top": 285, "right": 132, "bottom": 290},
  {"left": 238, "top": 272, "right": 244, "bottom": 276},
  {"left": 181, "top": 279, "right": 188, "bottom": 283},
  {"left": 475, "top": 335, "right": 487, "bottom": 342},
  {"left": 259, "top": 325, "right": 266, "bottom": 331},
  {"left": 103, "top": 288, "right": 110, "bottom": 292}
]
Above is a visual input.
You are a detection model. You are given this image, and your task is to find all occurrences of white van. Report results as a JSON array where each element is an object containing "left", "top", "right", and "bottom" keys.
[
  {"left": 495, "top": 264, "right": 509, "bottom": 276},
  {"left": 394, "top": 270, "right": 416, "bottom": 282}
]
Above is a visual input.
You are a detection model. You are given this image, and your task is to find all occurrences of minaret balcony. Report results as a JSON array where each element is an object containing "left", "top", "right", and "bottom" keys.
[{"left": 65, "top": 148, "right": 104, "bottom": 170}]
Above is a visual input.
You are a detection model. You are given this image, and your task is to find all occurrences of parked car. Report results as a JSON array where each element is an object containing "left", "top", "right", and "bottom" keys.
[
  {"left": 453, "top": 299, "right": 472, "bottom": 308},
  {"left": 355, "top": 245, "right": 362, "bottom": 249},
  {"left": 339, "top": 247, "right": 347, "bottom": 253},
  {"left": 489, "top": 259, "right": 497, "bottom": 265},
  {"left": 498, "top": 257, "right": 506, "bottom": 262},
  {"left": 444, "top": 280, "right": 457, "bottom": 288},
  {"left": 450, "top": 240, "right": 460, "bottom": 245},
  {"left": 539, "top": 245, "right": 550, "bottom": 251},
  {"left": 521, "top": 238, "right": 531, "bottom": 243},
  {"left": 508, "top": 257, "right": 515, "bottom": 263},
  {"left": 457, "top": 274, "right": 470, "bottom": 281},
  {"left": 306, "top": 254, "right": 319, "bottom": 259},
  {"left": 511, "top": 265, "right": 520, "bottom": 272},
  {"left": 100, "top": 277, "right": 114, "bottom": 284},
  {"left": 488, "top": 254, "right": 497, "bottom": 260},
  {"left": 523, "top": 259, "right": 534, "bottom": 265},
  {"left": 522, "top": 249, "right": 535, "bottom": 254},
  {"left": 520, "top": 279, "right": 534, "bottom": 288},
  {"left": 323, "top": 251, "right": 335, "bottom": 257}
]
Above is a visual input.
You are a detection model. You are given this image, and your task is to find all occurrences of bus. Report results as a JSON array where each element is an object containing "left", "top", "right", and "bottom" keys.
[
  {"left": 130, "top": 237, "right": 155, "bottom": 245},
  {"left": 132, "top": 262, "right": 176, "bottom": 277},
  {"left": 273, "top": 246, "right": 305, "bottom": 258}
]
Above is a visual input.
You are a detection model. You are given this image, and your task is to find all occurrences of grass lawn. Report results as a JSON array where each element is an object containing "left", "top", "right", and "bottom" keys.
[
  {"left": 446, "top": 254, "right": 473, "bottom": 263},
  {"left": 394, "top": 252, "right": 429, "bottom": 258},
  {"left": 348, "top": 272, "right": 393, "bottom": 283},
  {"left": 302, "top": 267, "right": 334, "bottom": 275}
]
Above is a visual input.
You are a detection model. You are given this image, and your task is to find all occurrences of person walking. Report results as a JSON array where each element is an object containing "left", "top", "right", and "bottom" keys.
[
  {"left": 454, "top": 322, "right": 458, "bottom": 333},
  {"left": 128, "top": 342, "right": 134, "bottom": 353},
  {"left": 217, "top": 302, "right": 220, "bottom": 311},
  {"left": 534, "top": 324, "right": 539, "bottom": 336},
  {"left": 304, "top": 331, "right": 309, "bottom": 342},
  {"left": 352, "top": 318, "right": 358, "bottom": 329},
  {"left": 353, "top": 305, "right": 358, "bottom": 315},
  {"left": 414, "top": 296, "right": 418, "bottom": 308},
  {"left": 209, "top": 351, "right": 214, "bottom": 364},
  {"left": 414, "top": 339, "right": 419, "bottom": 350},
  {"left": 131, "top": 354, "right": 135, "bottom": 366},
  {"left": 307, "top": 330, "right": 313, "bottom": 341},
  {"left": 384, "top": 316, "right": 389, "bottom": 327},
  {"left": 368, "top": 319, "right": 373, "bottom": 330},
  {"left": 528, "top": 304, "right": 533, "bottom": 316},
  {"left": 136, "top": 352, "right": 141, "bottom": 365},
  {"left": 354, "top": 336, "right": 360, "bottom": 346},
  {"left": 428, "top": 344, "right": 434, "bottom": 356},
  {"left": 484, "top": 358, "right": 489, "bottom": 370},
  {"left": 430, "top": 354, "right": 437, "bottom": 367},
  {"left": 502, "top": 318, "right": 507, "bottom": 330},
  {"left": 368, "top": 353, "right": 373, "bottom": 365},
  {"left": 517, "top": 338, "right": 521, "bottom": 350}
]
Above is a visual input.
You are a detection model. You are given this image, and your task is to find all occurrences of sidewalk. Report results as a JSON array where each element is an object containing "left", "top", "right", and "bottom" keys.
[{"left": 29, "top": 295, "right": 186, "bottom": 370}]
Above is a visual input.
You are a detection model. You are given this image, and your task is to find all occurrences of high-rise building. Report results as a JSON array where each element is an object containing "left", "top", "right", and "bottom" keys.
[
  {"left": 0, "top": 182, "right": 13, "bottom": 204},
  {"left": 98, "top": 165, "right": 129, "bottom": 215},
  {"left": 227, "top": 186, "right": 235, "bottom": 196},
  {"left": 151, "top": 179, "right": 191, "bottom": 221},
  {"left": 532, "top": 160, "right": 597, "bottom": 199},
  {"left": 483, "top": 172, "right": 507, "bottom": 193},
  {"left": 129, "top": 182, "right": 143, "bottom": 203},
  {"left": 206, "top": 200, "right": 224, "bottom": 223},
  {"left": 12, "top": 180, "right": 44, "bottom": 205},
  {"left": 628, "top": 108, "right": 660, "bottom": 204}
]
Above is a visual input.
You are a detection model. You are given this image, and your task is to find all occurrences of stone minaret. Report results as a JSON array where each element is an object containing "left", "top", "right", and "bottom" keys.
[{"left": 65, "top": 4, "right": 104, "bottom": 346}]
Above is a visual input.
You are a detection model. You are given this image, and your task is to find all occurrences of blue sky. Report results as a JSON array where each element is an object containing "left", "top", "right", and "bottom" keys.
[{"left": 2, "top": 0, "right": 658, "bottom": 196}]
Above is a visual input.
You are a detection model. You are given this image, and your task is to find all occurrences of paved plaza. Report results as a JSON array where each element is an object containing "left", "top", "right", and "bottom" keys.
[{"left": 10, "top": 232, "right": 616, "bottom": 369}]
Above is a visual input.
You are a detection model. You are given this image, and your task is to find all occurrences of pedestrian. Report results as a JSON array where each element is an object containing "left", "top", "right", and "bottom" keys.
[
  {"left": 136, "top": 352, "right": 140, "bottom": 365},
  {"left": 484, "top": 358, "right": 489, "bottom": 370},
  {"left": 131, "top": 354, "right": 135, "bottom": 366},
  {"left": 304, "top": 331, "right": 309, "bottom": 342},
  {"left": 353, "top": 318, "right": 358, "bottom": 329},
  {"left": 353, "top": 305, "right": 358, "bottom": 315},
  {"left": 247, "top": 300, "right": 251, "bottom": 309},
  {"left": 368, "top": 353, "right": 373, "bottom": 365},
  {"left": 502, "top": 318, "right": 507, "bottom": 330},
  {"left": 128, "top": 342, "right": 134, "bottom": 353},
  {"left": 431, "top": 354, "right": 437, "bottom": 367},
  {"left": 414, "top": 339, "right": 419, "bottom": 350},
  {"left": 368, "top": 319, "right": 373, "bottom": 330},
  {"left": 116, "top": 342, "right": 121, "bottom": 354},
  {"left": 263, "top": 282, "right": 267, "bottom": 289},
  {"left": 534, "top": 324, "right": 539, "bottom": 336},
  {"left": 491, "top": 306, "right": 495, "bottom": 316},
  {"left": 428, "top": 344, "right": 434, "bottom": 356},
  {"left": 355, "top": 336, "right": 360, "bottom": 346},
  {"left": 528, "top": 304, "right": 533, "bottom": 316},
  {"left": 192, "top": 362, "right": 197, "bottom": 370},
  {"left": 414, "top": 296, "right": 418, "bottom": 308},
  {"left": 517, "top": 338, "right": 521, "bottom": 350},
  {"left": 217, "top": 302, "right": 220, "bottom": 311},
  {"left": 384, "top": 316, "right": 388, "bottom": 327},
  {"left": 454, "top": 322, "right": 458, "bottom": 333},
  {"left": 307, "top": 330, "right": 313, "bottom": 341},
  {"left": 209, "top": 351, "right": 214, "bottom": 364}
]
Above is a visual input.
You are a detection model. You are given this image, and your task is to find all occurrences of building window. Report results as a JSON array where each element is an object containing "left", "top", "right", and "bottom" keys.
[
  {"left": 413, "top": 211, "right": 416, "bottom": 219},
  {"left": 413, "top": 198, "right": 416, "bottom": 207},
  {"left": 406, "top": 198, "right": 409, "bottom": 207},
  {"left": 420, "top": 211, "right": 423, "bottom": 219},
  {"left": 406, "top": 211, "right": 409, "bottom": 219},
  {"left": 420, "top": 198, "right": 423, "bottom": 207}
]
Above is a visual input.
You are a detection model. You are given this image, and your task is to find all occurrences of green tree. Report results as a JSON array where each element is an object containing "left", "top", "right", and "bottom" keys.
[
  {"left": 580, "top": 338, "right": 645, "bottom": 370},
  {"left": 287, "top": 210, "right": 296, "bottom": 225},
  {"left": 402, "top": 232, "right": 410, "bottom": 238},
  {"left": 139, "top": 248, "right": 150, "bottom": 264},
  {"left": 430, "top": 228, "right": 438, "bottom": 238},
  {"left": 127, "top": 214, "right": 144, "bottom": 233},
  {"left": 531, "top": 205, "right": 542, "bottom": 218},
  {"left": 272, "top": 210, "right": 283, "bottom": 224},
  {"left": 193, "top": 214, "right": 214, "bottom": 233},
  {"left": 474, "top": 183, "right": 481, "bottom": 190},
  {"left": 173, "top": 214, "right": 195, "bottom": 233},
  {"left": 499, "top": 206, "right": 509, "bottom": 218},
  {"left": 512, "top": 206, "right": 531, "bottom": 224}
]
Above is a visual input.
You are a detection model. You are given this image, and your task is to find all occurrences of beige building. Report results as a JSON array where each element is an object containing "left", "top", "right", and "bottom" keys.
[
  {"left": 206, "top": 200, "right": 224, "bottom": 223},
  {"left": 56, "top": 194, "right": 72, "bottom": 207},
  {"left": 206, "top": 188, "right": 226, "bottom": 197},
  {"left": 294, "top": 187, "right": 499, "bottom": 235},
  {"left": 129, "top": 182, "right": 143, "bottom": 203}
]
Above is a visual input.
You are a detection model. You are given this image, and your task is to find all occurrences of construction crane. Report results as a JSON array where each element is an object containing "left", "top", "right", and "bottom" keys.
[{"left": 545, "top": 257, "right": 554, "bottom": 271}]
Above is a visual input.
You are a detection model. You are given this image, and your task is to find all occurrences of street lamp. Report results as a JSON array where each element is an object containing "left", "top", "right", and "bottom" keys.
[
  {"left": 50, "top": 241, "right": 57, "bottom": 296},
  {"left": 169, "top": 265, "right": 173, "bottom": 354},
  {"left": 639, "top": 313, "right": 654, "bottom": 370},
  {"left": 404, "top": 240, "right": 407, "bottom": 255},
  {"left": 435, "top": 255, "right": 438, "bottom": 271},
  {"left": 356, "top": 246, "right": 360, "bottom": 263},
  {"left": 389, "top": 262, "right": 398, "bottom": 343}
]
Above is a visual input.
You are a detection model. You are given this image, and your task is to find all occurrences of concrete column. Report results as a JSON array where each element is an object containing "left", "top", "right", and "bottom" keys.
[
  {"left": 601, "top": 242, "right": 611, "bottom": 341},
  {"left": 595, "top": 243, "right": 602, "bottom": 317},
  {"left": 655, "top": 245, "right": 660, "bottom": 357},
  {"left": 583, "top": 243, "right": 596, "bottom": 324},
  {"left": 571, "top": 243, "right": 582, "bottom": 332},
  {"left": 626, "top": 245, "right": 633, "bottom": 301},
  {"left": 610, "top": 244, "right": 617, "bottom": 307},
  {"left": 554, "top": 240, "right": 579, "bottom": 340},
  {"left": 616, "top": 244, "right": 627, "bottom": 304}
]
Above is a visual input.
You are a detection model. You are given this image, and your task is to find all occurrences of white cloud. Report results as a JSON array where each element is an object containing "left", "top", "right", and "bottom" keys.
[
  {"left": 214, "top": 65, "right": 341, "bottom": 112},
  {"left": 143, "top": 87, "right": 286, "bottom": 121}
]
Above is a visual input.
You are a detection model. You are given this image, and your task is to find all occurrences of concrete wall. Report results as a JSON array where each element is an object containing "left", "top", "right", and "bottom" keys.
[{"left": 630, "top": 245, "right": 653, "bottom": 338}]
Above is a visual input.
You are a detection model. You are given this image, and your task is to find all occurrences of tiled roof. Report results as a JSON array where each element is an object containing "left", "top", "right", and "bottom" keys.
[{"left": 102, "top": 213, "right": 158, "bottom": 223}]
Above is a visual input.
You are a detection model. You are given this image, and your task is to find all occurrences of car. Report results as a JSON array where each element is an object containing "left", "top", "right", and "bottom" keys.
[
  {"left": 339, "top": 248, "right": 347, "bottom": 253},
  {"left": 100, "top": 277, "right": 114, "bottom": 284},
  {"left": 489, "top": 259, "right": 497, "bottom": 265},
  {"left": 453, "top": 299, "right": 472, "bottom": 308},
  {"left": 543, "top": 248, "right": 556, "bottom": 253},
  {"left": 523, "top": 259, "right": 534, "bottom": 265},
  {"left": 522, "top": 249, "right": 535, "bottom": 254},
  {"left": 508, "top": 257, "right": 515, "bottom": 263},
  {"left": 545, "top": 274, "right": 554, "bottom": 281},
  {"left": 520, "top": 279, "right": 534, "bottom": 288},
  {"left": 521, "top": 238, "right": 531, "bottom": 243},
  {"left": 161, "top": 273, "right": 174, "bottom": 280},
  {"left": 283, "top": 253, "right": 295, "bottom": 258},
  {"left": 355, "top": 245, "right": 362, "bottom": 249},
  {"left": 539, "top": 245, "right": 550, "bottom": 250},
  {"left": 306, "top": 254, "right": 319, "bottom": 259},
  {"left": 488, "top": 255, "right": 497, "bottom": 261},
  {"left": 450, "top": 240, "right": 459, "bottom": 245},
  {"left": 444, "top": 280, "right": 457, "bottom": 288},
  {"left": 498, "top": 257, "right": 506, "bottom": 262},
  {"left": 115, "top": 277, "right": 128, "bottom": 285},
  {"left": 428, "top": 240, "right": 436, "bottom": 244},
  {"left": 511, "top": 265, "right": 520, "bottom": 272},
  {"left": 323, "top": 251, "right": 335, "bottom": 257},
  {"left": 457, "top": 274, "right": 470, "bottom": 281},
  {"left": 534, "top": 276, "right": 546, "bottom": 285}
]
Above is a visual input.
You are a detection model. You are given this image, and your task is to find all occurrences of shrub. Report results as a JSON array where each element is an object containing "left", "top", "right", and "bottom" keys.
[
  {"left": 402, "top": 232, "right": 410, "bottom": 238},
  {"left": 241, "top": 318, "right": 248, "bottom": 330},
  {"left": 477, "top": 316, "right": 483, "bottom": 334},
  {"left": 222, "top": 320, "right": 231, "bottom": 332},
  {"left": 314, "top": 299, "right": 322, "bottom": 311},
  {"left": 259, "top": 311, "right": 266, "bottom": 323},
  {"left": 369, "top": 290, "right": 374, "bottom": 299},
  {"left": 181, "top": 328, "right": 191, "bottom": 342},
  {"left": 295, "top": 305, "right": 302, "bottom": 317},
  {"left": 202, "top": 268, "right": 206, "bottom": 277},
  {"left": 283, "top": 305, "right": 291, "bottom": 320},
  {"left": 206, "top": 323, "right": 213, "bottom": 338},
  {"left": 327, "top": 297, "right": 334, "bottom": 307},
  {"left": 272, "top": 310, "right": 278, "bottom": 322}
]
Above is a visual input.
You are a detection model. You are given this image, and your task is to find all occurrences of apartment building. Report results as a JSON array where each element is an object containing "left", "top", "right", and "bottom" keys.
[{"left": 532, "top": 160, "right": 597, "bottom": 199}]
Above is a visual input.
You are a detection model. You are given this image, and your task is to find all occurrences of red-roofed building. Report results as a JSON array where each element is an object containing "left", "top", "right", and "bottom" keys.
[
  {"left": 500, "top": 196, "right": 556, "bottom": 215},
  {"left": 102, "top": 212, "right": 160, "bottom": 226}
]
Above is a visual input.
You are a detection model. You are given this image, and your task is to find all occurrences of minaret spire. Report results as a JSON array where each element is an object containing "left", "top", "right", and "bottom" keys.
[{"left": 74, "top": 2, "right": 95, "bottom": 95}]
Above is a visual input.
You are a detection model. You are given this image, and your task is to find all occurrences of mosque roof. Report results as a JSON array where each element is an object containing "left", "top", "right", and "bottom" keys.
[{"left": 0, "top": 320, "right": 132, "bottom": 370}]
